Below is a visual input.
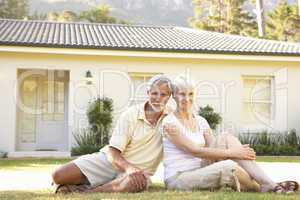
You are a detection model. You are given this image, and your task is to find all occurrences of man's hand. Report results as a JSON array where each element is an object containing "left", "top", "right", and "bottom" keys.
[
  {"left": 163, "top": 123, "right": 180, "bottom": 135},
  {"left": 227, "top": 144, "right": 256, "bottom": 160},
  {"left": 125, "top": 166, "right": 147, "bottom": 191}
]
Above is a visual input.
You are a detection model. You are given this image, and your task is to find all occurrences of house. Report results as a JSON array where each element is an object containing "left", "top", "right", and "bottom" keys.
[{"left": 0, "top": 19, "right": 300, "bottom": 157}]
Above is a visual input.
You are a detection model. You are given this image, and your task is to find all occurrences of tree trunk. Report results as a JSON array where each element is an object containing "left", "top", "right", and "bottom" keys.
[
  {"left": 256, "top": 0, "right": 265, "bottom": 37},
  {"left": 298, "top": 0, "right": 300, "bottom": 16}
]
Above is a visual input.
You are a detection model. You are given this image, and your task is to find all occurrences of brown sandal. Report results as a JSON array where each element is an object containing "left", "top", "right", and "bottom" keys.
[
  {"left": 277, "top": 181, "right": 299, "bottom": 193},
  {"left": 55, "top": 184, "right": 90, "bottom": 194},
  {"left": 272, "top": 184, "right": 286, "bottom": 194}
]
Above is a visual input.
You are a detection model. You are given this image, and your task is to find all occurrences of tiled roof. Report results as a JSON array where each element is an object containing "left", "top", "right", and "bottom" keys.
[{"left": 0, "top": 19, "right": 300, "bottom": 56}]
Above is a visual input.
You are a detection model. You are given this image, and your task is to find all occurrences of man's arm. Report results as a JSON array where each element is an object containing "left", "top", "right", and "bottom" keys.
[
  {"left": 107, "top": 146, "right": 137, "bottom": 172},
  {"left": 106, "top": 146, "right": 147, "bottom": 190}
]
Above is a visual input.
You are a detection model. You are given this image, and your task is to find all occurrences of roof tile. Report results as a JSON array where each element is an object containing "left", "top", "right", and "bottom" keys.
[{"left": 0, "top": 19, "right": 300, "bottom": 56}]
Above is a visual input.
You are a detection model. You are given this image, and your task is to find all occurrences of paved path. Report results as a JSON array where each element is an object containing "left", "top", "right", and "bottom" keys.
[{"left": 1, "top": 162, "right": 300, "bottom": 191}]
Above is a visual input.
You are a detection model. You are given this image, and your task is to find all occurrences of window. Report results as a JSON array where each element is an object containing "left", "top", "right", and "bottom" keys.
[
  {"left": 128, "top": 72, "right": 160, "bottom": 105},
  {"left": 42, "top": 71, "right": 66, "bottom": 121},
  {"left": 242, "top": 76, "right": 274, "bottom": 128}
]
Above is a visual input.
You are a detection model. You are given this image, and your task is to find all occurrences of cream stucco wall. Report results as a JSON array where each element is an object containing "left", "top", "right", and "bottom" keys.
[{"left": 0, "top": 48, "right": 299, "bottom": 153}]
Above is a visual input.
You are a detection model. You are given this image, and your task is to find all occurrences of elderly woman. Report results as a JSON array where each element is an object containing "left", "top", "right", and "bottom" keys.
[{"left": 162, "top": 76, "right": 298, "bottom": 193}]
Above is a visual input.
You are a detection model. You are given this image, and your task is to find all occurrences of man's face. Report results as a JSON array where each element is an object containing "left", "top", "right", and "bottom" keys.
[{"left": 147, "top": 83, "right": 171, "bottom": 112}]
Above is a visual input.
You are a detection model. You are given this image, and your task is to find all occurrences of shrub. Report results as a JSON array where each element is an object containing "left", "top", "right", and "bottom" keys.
[
  {"left": 71, "top": 129, "right": 100, "bottom": 156},
  {"left": 198, "top": 105, "right": 222, "bottom": 130},
  {"left": 0, "top": 150, "right": 7, "bottom": 158},
  {"left": 86, "top": 97, "right": 113, "bottom": 147},
  {"left": 239, "top": 129, "right": 300, "bottom": 156},
  {"left": 71, "top": 97, "right": 113, "bottom": 156}
]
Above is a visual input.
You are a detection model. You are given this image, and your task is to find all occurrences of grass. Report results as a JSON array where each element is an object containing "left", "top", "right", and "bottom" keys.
[
  {"left": 256, "top": 156, "right": 300, "bottom": 163},
  {"left": 0, "top": 157, "right": 300, "bottom": 199},
  {"left": 0, "top": 156, "right": 299, "bottom": 171},
  {"left": 0, "top": 187, "right": 299, "bottom": 200},
  {"left": 0, "top": 158, "right": 73, "bottom": 171}
]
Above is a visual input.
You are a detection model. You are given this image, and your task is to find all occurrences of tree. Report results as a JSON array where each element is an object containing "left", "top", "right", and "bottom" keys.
[
  {"left": 255, "top": 0, "right": 265, "bottom": 37},
  {"left": 47, "top": 11, "right": 78, "bottom": 22},
  {"left": 298, "top": 0, "right": 300, "bottom": 16},
  {"left": 79, "top": 4, "right": 117, "bottom": 24},
  {"left": 28, "top": 11, "right": 47, "bottom": 20},
  {"left": 189, "top": 0, "right": 257, "bottom": 37},
  {"left": 58, "top": 11, "right": 78, "bottom": 22},
  {"left": 0, "top": 0, "right": 28, "bottom": 19},
  {"left": 266, "top": 1, "right": 300, "bottom": 42},
  {"left": 47, "top": 12, "right": 59, "bottom": 21}
]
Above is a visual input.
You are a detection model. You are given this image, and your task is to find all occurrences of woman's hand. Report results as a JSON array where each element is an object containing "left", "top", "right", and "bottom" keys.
[{"left": 227, "top": 144, "right": 256, "bottom": 160}]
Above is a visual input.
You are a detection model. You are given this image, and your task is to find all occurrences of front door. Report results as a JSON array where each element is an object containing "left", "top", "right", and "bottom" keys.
[{"left": 17, "top": 69, "right": 69, "bottom": 151}]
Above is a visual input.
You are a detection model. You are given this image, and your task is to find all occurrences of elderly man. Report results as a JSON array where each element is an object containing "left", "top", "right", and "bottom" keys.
[{"left": 52, "top": 75, "right": 172, "bottom": 193}]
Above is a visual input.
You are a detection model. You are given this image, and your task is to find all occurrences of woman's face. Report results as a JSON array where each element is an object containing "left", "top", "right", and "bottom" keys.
[{"left": 173, "top": 84, "right": 194, "bottom": 111}]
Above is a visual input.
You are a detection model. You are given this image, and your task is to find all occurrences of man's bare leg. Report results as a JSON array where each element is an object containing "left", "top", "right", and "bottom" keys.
[{"left": 52, "top": 162, "right": 87, "bottom": 185}]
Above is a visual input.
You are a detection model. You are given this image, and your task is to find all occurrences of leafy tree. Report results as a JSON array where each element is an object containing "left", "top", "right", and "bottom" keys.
[
  {"left": 79, "top": 4, "right": 117, "bottom": 23},
  {"left": 0, "top": 0, "right": 28, "bottom": 19},
  {"left": 28, "top": 11, "right": 47, "bottom": 20},
  {"left": 58, "top": 10, "right": 78, "bottom": 22},
  {"left": 266, "top": 1, "right": 300, "bottom": 42},
  {"left": 47, "top": 10, "right": 78, "bottom": 22},
  {"left": 189, "top": 0, "right": 257, "bottom": 37},
  {"left": 47, "top": 12, "right": 59, "bottom": 21}
]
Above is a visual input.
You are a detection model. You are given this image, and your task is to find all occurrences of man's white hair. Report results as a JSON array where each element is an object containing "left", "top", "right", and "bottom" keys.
[
  {"left": 171, "top": 75, "right": 196, "bottom": 96},
  {"left": 147, "top": 74, "right": 172, "bottom": 91}
]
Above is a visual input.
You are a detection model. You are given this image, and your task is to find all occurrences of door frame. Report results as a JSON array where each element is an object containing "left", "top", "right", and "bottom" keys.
[{"left": 16, "top": 69, "right": 70, "bottom": 151}]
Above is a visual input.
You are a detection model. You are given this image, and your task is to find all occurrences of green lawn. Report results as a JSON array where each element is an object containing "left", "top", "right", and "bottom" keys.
[
  {"left": 256, "top": 156, "right": 300, "bottom": 163},
  {"left": 0, "top": 158, "right": 73, "bottom": 171},
  {"left": 0, "top": 156, "right": 299, "bottom": 171},
  {"left": 0, "top": 157, "right": 300, "bottom": 200},
  {"left": 0, "top": 187, "right": 299, "bottom": 200}
]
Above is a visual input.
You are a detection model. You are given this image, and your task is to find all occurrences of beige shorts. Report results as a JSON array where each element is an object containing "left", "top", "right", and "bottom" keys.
[
  {"left": 73, "top": 152, "right": 151, "bottom": 188},
  {"left": 166, "top": 134, "right": 240, "bottom": 191},
  {"left": 73, "top": 152, "right": 119, "bottom": 187}
]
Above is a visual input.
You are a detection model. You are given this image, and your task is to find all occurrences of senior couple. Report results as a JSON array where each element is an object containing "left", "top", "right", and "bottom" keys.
[{"left": 52, "top": 75, "right": 298, "bottom": 194}]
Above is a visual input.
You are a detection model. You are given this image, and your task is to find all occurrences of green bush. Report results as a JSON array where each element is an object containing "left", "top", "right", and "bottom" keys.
[
  {"left": 71, "top": 129, "right": 100, "bottom": 156},
  {"left": 239, "top": 129, "right": 300, "bottom": 156},
  {"left": 86, "top": 97, "right": 113, "bottom": 146},
  {"left": 71, "top": 98, "right": 113, "bottom": 156},
  {"left": 198, "top": 105, "right": 222, "bottom": 130},
  {"left": 0, "top": 150, "right": 7, "bottom": 158}
]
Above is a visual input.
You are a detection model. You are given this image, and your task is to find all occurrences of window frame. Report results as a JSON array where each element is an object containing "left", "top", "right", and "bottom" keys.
[
  {"left": 128, "top": 72, "right": 161, "bottom": 105},
  {"left": 241, "top": 75, "right": 275, "bottom": 131}
]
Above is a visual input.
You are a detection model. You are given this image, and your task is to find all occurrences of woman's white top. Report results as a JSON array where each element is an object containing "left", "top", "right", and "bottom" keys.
[{"left": 162, "top": 113, "right": 211, "bottom": 180}]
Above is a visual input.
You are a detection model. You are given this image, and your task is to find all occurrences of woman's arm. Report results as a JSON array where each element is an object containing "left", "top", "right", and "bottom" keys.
[{"left": 164, "top": 123, "right": 255, "bottom": 160}]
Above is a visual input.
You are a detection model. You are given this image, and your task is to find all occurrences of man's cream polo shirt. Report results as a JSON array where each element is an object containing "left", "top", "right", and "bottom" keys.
[{"left": 101, "top": 101, "right": 169, "bottom": 175}]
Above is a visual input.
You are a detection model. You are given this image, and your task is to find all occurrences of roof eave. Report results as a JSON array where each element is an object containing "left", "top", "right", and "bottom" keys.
[{"left": 1, "top": 44, "right": 300, "bottom": 62}]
